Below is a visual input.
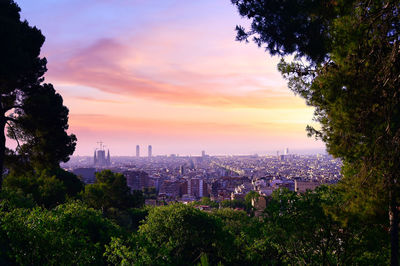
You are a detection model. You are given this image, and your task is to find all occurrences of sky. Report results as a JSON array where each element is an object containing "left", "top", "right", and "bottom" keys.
[{"left": 15, "top": 0, "right": 325, "bottom": 156}]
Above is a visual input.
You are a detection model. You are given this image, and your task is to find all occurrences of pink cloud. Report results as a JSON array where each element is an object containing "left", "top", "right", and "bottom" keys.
[{"left": 46, "top": 32, "right": 300, "bottom": 109}]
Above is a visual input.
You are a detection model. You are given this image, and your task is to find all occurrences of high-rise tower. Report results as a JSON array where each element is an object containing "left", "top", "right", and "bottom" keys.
[
  {"left": 148, "top": 145, "right": 152, "bottom": 157},
  {"left": 284, "top": 147, "right": 289, "bottom": 155},
  {"left": 136, "top": 145, "right": 140, "bottom": 157}
]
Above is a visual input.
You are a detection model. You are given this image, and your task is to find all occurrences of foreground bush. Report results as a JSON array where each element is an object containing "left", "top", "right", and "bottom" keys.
[
  {"left": 0, "top": 201, "right": 120, "bottom": 265},
  {"left": 105, "top": 204, "right": 231, "bottom": 265}
]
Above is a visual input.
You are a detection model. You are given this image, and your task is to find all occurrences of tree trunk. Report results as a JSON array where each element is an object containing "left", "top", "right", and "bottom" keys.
[
  {"left": 0, "top": 117, "right": 5, "bottom": 190},
  {"left": 390, "top": 189, "right": 399, "bottom": 266}
]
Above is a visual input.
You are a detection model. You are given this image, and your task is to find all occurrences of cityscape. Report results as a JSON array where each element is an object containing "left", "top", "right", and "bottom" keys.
[
  {"left": 1, "top": 0, "right": 396, "bottom": 264},
  {"left": 63, "top": 143, "right": 342, "bottom": 205}
]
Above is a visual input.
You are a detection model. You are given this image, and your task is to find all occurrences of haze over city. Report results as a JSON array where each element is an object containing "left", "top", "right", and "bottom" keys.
[{"left": 15, "top": 0, "right": 324, "bottom": 156}]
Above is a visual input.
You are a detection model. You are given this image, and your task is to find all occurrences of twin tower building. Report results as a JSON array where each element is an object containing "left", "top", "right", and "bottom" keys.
[
  {"left": 94, "top": 143, "right": 153, "bottom": 167},
  {"left": 136, "top": 145, "right": 152, "bottom": 157}
]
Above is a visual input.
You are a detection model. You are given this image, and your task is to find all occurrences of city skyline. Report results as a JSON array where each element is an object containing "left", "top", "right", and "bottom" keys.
[
  {"left": 80, "top": 143, "right": 325, "bottom": 157},
  {"left": 15, "top": 0, "right": 325, "bottom": 156}
]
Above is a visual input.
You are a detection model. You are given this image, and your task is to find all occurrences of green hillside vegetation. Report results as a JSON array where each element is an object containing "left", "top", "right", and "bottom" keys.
[{"left": 0, "top": 183, "right": 390, "bottom": 265}]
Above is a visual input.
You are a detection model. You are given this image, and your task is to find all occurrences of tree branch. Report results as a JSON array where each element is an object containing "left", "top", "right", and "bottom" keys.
[
  {"left": 6, "top": 121, "right": 21, "bottom": 150},
  {"left": 5, "top": 117, "right": 18, "bottom": 124}
]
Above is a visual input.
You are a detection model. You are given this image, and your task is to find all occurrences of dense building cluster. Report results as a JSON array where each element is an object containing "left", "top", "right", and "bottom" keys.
[{"left": 64, "top": 152, "right": 342, "bottom": 203}]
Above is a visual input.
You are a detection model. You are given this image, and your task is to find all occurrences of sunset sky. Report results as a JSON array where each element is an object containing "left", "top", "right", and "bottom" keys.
[{"left": 16, "top": 0, "right": 324, "bottom": 156}]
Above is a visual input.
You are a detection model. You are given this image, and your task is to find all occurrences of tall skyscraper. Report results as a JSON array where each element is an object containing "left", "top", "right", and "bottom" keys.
[
  {"left": 284, "top": 148, "right": 289, "bottom": 155},
  {"left": 136, "top": 145, "right": 140, "bottom": 157},
  {"left": 201, "top": 150, "right": 206, "bottom": 157},
  {"left": 148, "top": 145, "right": 152, "bottom": 157}
]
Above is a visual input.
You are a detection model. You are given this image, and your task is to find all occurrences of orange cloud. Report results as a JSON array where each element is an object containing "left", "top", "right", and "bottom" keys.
[{"left": 70, "top": 113, "right": 310, "bottom": 138}]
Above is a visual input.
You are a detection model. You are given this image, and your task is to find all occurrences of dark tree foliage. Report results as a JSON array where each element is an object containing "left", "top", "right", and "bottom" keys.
[
  {"left": 0, "top": 0, "right": 46, "bottom": 88},
  {"left": 233, "top": 0, "right": 400, "bottom": 263},
  {"left": 142, "top": 187, "right": 157, "bottom": 199},
  {"left": 232, "top": 0, "right": 353, "bottom": 62},
  {"left": 0, "top": 0, "right": 76, "bottom": 187},
  {"left": 10, "top": 84, "right": 77, "bottom": 171},
  {"left": 51, "top": 168, "right": 84, "bottom": 198},
  {"left": 263, "top": 188, "right": 389, "bottom": 264},
  {"left": 0, "top": 0, "right": 45, "bottom": 182}
]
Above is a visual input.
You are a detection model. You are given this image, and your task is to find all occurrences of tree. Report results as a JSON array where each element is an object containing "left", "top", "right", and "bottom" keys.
[
  {"left": 231, "top": 0, "right": 356, "bottom": 63},
  {"left": 0, "top": 201, "right": 120, "bottom": 265},
  {"left": 212, "top": 208, "right": 270, "bottom": 264},
  {"left": 82, "top": 170, "right": 144, "bottom": 213},
  {"left": 220, "top": 199, "right": 246, "bottom": 209},
  {"left": 3, "top": 170, "right": 66, "bottom": 209},
  {"left": 191, "top": 197, "right": 219, "bottom": 209},
  {"left": 0, "top": 0, "right": 76, "bottom": 187},
  {"left": 244, "top": 190, "right": 259, "bottom": 214},
  {"left": 3, "top": 168, "right": 83, "bottom": 208},
  {"left": 137, "top": 204, "right": 229, "bottom": 265},
  {"left": 261, "top": 187, "right": 388, "bottom": 264},
  {"left": 51, "top": 168, "right": 84, "bottom": 198},
  {"left": 142, "top": 187, "right": 157, "bottom": 199},
  {"left": 232, "top": 0, "right": 400, "bottom": 263},
  {"left": 104, "top": 236, "right": 143, "bottom": 266},
  {"left": 9, "top": 84, "right": 77, "bottom": 171}
]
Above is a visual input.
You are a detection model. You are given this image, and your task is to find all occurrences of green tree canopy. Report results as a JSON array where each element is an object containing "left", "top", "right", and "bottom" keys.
[
  {"left": 3, "top": 170, "right": 65, "bottom": 209},
  {"left": 212, "top": 208, "right": 270, "bottom": 264},
  {"left": 191, "top": 197, "right": 219, "bottom": 208},
  {"left": 3, "top": 168, "right": 83, "bottom": 208},
  {"left": 82, "top": 170, "right": 144, "bottom": 213},
  {"left": 232, "top": 0, "right": 400, "bottom": 263},
  {"left": 0, "top": 201, "right": 120, "bottom": 265},
  {"left": 262, "top": 187, "right": 388, "bottom": 264},
  {"left": 138, "top": 204, "right": 229, "bottom": 265}
]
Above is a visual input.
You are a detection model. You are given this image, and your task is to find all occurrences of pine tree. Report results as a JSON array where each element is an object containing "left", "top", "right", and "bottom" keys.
[
  {"left": 232, "top": 0, "right": 400, "bottom": 263},
  {"left": 0, "top": 0, "right": 76, "bottom": 185}
]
